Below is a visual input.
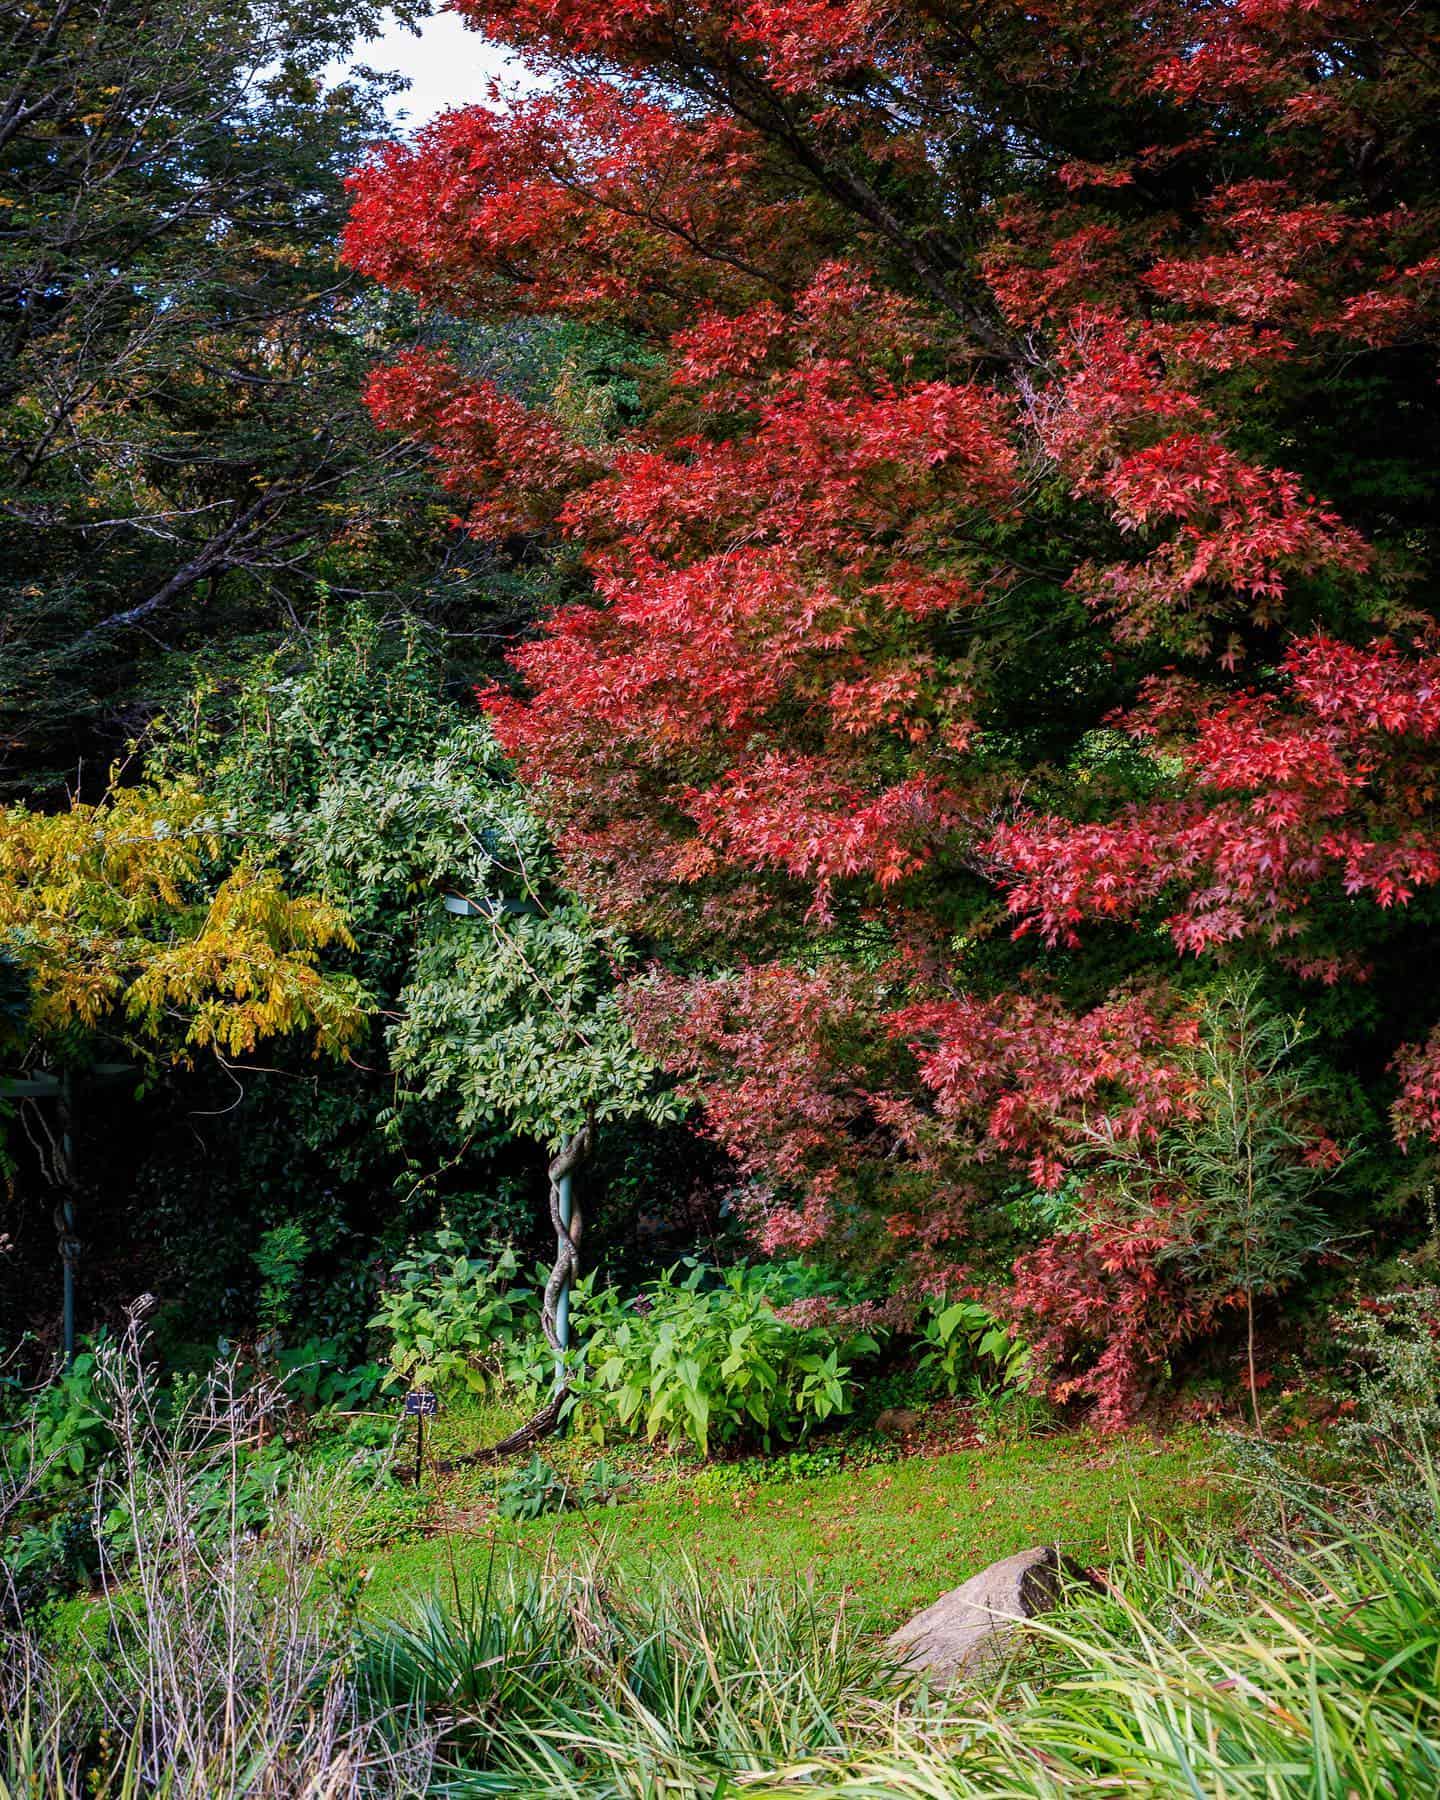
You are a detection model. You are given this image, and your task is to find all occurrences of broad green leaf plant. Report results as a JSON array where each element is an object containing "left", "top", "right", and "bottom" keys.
[
  {"left": 569, "top": 1263, "right": 875, "bottom": 1456},
  {"left": 369, "top": 1232, "right": 543, "bottom": 1396},
  {"left": 917, "top": 1299, "right": 1033, "bottom": 1397}
]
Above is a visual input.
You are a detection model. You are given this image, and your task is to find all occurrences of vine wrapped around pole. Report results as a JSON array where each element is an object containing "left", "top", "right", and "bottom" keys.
[
  {"left": 541, "top": 1115, "right": 590, "bottom": 1359},
  {"left": 432, "top": 1118, "right": 594, "bottom": 1473}
]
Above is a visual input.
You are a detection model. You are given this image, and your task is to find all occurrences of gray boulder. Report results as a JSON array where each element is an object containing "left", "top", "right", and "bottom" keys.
[{"left": 886, "top": 1545, "right": 1091, "bottom": 1684}]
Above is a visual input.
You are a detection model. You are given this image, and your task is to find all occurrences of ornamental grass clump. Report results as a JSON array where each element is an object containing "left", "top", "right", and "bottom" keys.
[
  {"left": 1, "top": 1324, "right": 437, "bottom": 1799},
  {"left": 355, "top": 1561, "right": 902, "bottom": 1795}
]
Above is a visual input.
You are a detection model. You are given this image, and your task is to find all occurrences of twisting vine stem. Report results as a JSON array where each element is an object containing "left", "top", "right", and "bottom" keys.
[
  {"left": 541, "top": 1114, "right": 591, "bottom": 1357},
  {"left": 430, "top": 1117, "right": 594, "bottom": 1474}
]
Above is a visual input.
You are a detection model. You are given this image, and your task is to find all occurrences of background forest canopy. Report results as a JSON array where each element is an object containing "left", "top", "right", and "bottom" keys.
[{"left": 3, "top": 0, "right": 1440, "bottom": 1427}]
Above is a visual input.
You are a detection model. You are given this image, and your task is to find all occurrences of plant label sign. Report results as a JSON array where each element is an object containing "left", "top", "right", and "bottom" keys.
[{"left": 404, "top": 1389, "right": 439, "bottom": 1417}]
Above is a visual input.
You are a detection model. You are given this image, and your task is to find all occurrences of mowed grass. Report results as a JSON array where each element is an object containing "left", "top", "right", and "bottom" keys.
[{"left": 361, "top": 1429, "right": 1216, "bottom": 1632}]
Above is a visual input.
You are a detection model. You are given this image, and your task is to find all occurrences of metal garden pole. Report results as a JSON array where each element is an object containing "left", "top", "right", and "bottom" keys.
[{"left": 555, "top": 1164, "right": 573, "bottom": 1387}]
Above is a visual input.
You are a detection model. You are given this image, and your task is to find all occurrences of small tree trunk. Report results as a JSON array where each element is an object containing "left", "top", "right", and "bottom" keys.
[{"left": 1246, "top": 1291, "right": 1264, "bottom": 1437}]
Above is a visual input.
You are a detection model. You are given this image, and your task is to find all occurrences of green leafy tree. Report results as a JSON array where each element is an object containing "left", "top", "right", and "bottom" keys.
[
  {"left": 128, "top": 612, "right": 679, "bottom": 1350},
  {"left": 174, "top": 609, "right": 675, "bottom": 1150},
  {"left": 0, "top": 0, "right": 441, "bottom": 797}
]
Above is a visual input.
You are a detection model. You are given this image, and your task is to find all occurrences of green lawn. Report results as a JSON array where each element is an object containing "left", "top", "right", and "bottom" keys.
[{"left": 361, "top": 1429, "right": 1217, "bottom": 1632}]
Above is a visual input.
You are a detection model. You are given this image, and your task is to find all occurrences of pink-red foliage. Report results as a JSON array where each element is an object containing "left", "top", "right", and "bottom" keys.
[{"left": 349, "top": 0, "right": 1440, "bottom": 1419}]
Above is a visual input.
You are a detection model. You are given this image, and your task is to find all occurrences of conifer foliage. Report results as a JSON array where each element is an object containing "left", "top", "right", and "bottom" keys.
[{"left": 346, "top": 2, "right": 1440, "bottom": 1415}]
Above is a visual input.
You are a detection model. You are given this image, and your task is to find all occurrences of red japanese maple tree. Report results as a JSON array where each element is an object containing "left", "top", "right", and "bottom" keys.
[{"left": 347, "top": 0, "right": 1440, "bottom": 1419}]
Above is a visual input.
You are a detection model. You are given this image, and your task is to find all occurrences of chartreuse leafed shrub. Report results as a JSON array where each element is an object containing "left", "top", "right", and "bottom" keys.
[{"left": 568, "top": 1261, "right": 877, "bottom": 1455}]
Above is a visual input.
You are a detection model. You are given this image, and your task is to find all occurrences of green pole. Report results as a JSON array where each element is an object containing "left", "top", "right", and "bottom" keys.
[
  {"left": 555, "top": 1167, "right": 573, "bottom": 1388},
  {"left": 61, "top": 1198, "right": 76, "bottom": 1369}
]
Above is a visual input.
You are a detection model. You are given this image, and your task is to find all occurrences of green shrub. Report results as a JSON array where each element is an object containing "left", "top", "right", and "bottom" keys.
[
  {"left": 370, "top": 1232, "right": 540, "bottom": 1398},
  {"left": 1339, "top": 1284, "right": 1440, "bottom": 1441},
  {"left": 694, "top": 1444, "right": 871, "bottom": 1492},
  {"left": 277, "top": 1336, "right": 386, "bottom": 1413},
  {"left": 1086, "top": 975, "right": 1352, "bottom": 1430},
  {"left": 915, "top": 1298, "right": 1031, "bottom": 1398},
  {"left": 3, "top": 1504, "right": 104, "bottom": 1613},
  {"left": 21, "top": 1348, "right": 113, "bottom": 1491},
  {"left": 252, "top": 1221, "right": 311, "bottom": 1339},
  {"left": 569, "top": 1261, "right": 874, "bottom": 1456},
  {"left": 1334, "top": 1282, "right": 1440, "bottom": 1524}
]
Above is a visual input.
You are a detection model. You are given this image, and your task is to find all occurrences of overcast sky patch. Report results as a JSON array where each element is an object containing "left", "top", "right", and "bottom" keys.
[{"left": 335, "top": 9, "right": 534, "bottom": 129}]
